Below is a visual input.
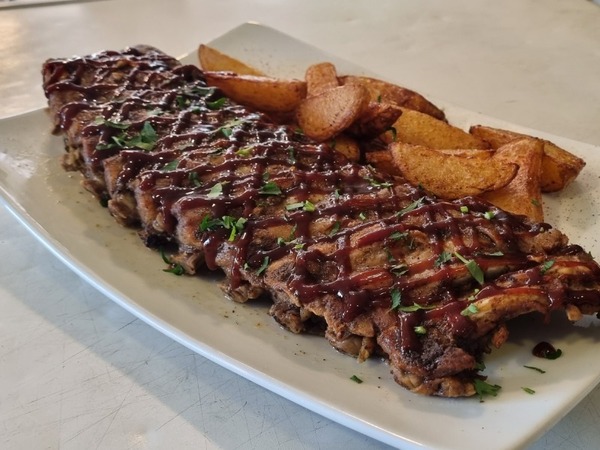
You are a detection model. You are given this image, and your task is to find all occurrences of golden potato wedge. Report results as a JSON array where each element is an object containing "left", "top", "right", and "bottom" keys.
[
  {"left": 469, "top": 125, "right": 585, "bottom": 192},
  {"left": 330, "top": 134, "right": 361, "bottom": 162},
  {"left": 480, "top": 139, "right": 544, "bottom": 222},
  {"left": 305, "top": 62, "right": 339, "bottom": 97},
  {"left": 389, "top": 142, "right": 517, "bottom": 199},
  {"left": 198, "top": 44, "right": 265, "bottom": 76},
  {"left": 296, "top": 84, "right": 369, "bottom": 141},
  {"left": 339, "top": 75, "right": 446, "bottom": 121},
  {"left": 347, "top": 101, "right": 403, "bottom": 138},
  {"left": 383, "top": 108, "right": 490, "bottom": 150},
  {"left": 203, "top": 71, "right": 306, "bottom": 113}
]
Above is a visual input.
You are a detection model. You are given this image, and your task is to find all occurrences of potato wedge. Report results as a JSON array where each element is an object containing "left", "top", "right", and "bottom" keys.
[
  {"left": 469, "top": 125, "right": 585, "bottom": 192},
  {"left": 198, "top": 44, "right": 265, "bottom": 76},
  {"left": 305, "top": 62, "right": 339, "bottom": 97},
  {"left": 480, "top": 139, "right": 544, "bottom": 222},
  {"left": 347, "top": 101, "right": 403, "bottom": 138},
  {"left": 296, "top": 84, "right": 369, "bottom": 141},
  {"left": 339, "top": 75, "right": 446, "bottom": 121},
  {"left": 389, "top": 142, "right": 517, "bottom": 199},
  {"left": 383, "top": 108, "right": 490, "bottom": 150},
  {"left": 203, "top": 71, "right": 306, "bottom": 113},
  {"left": 330, "top": 134, "right": 361, "bottom": 162}
]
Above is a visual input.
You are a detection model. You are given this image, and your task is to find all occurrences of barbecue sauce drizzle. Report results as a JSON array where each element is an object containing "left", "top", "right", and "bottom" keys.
[{"left": 44, "top": 47, "right": 600, "bottom": 354}]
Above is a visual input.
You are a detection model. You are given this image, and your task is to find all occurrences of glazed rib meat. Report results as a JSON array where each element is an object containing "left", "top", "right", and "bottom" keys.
[{"left": 42, "top": 46, "right": 600, "bottom": 397}]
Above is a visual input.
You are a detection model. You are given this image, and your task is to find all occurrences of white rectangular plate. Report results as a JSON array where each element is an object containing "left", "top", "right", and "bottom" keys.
[{"left": 2, "top": 23, "right": 600, "bottom": 450}]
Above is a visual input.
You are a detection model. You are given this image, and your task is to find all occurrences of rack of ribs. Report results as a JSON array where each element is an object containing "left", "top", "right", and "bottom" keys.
[{"left": 42, "top": 45, "right": 600, "bottom": 397}]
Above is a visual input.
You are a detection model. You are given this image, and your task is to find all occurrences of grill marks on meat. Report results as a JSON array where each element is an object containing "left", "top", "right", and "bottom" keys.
[{"left": 42, "top": 46, "right": 600, "bottom": 397}]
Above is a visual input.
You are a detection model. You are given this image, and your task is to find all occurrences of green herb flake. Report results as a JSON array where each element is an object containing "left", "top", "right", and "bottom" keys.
[
  {"left": 389, "top": 231, "right": 408, "bottom": 242},
  {"left": 455, "top": 251, "right": 485, "bottom": 285},
  {"left": 531, "top": 198, "right": 541, "bottom": 207},
  {"left": 434, "top": 251, "right": 453, "bottom": 268},
  {"left": 390, "top": 288, "right": 402, "bottom": 310},
  {"left": 524, "top": 365, "right": 546, "bottom": 374},
  {"left": 398, "top": 302, "right": 436, "bottom": 313},
  {"left": 397, "top": 197, "right": 425, "bottom": 217},
  {"left": 366, "top": 177, "right": 393, "bottom": 189},
  {"left": 350, "top": 375, "right": 363, "bottom": 384},
  {"left": 188, "top": 171, "right": 202, "bottom": 187},
  {"left": 207, "top": 182, "right": 225, "bottom": 199},
  {"left": 256, "top": 256, "right": 270, "bottom": 276},
  {"left": 130, "top": 121, "right": 158, "bottom": 151},
  {"left": 159, "top": 249, "right": 185, "bottom": 276},
  {"left": 199, "top": 215, "right": 221, "bottom": 232},
  {"left": 521, "top": 387, "right": 536, "bottom": 395},
  {"left": 460, "top": 205, "right": 469, "bottom": 214},
  {"left": 414, "top": 325, "right": 427, "bottom": 335},
  {"left": 390, "top": 264, "right": 409, "bottom": 277},
  {"left": 473, "top": 379, "right": 501, "bottom": 401},
  {"left": 206, "top": 97, "right": 227, "bottom": 110},
  {"left": 540, "top": 260, "right": 555, "bottom": 274},
  {"left": 259, "top": 181, "right": 282, "bottom": 196},
  {"left": 460, "top": 303, "right": 479, "bottom": 316},
  {"left": 161, "top": 159, "right": 180, "bottom": 172},
  {"left": 329, "top": 221, "right": 341, "bottom": 236},
  {"left": 358, "top": 212, "right": 367, "bottom": 221},
  {"left": 483, "top": 211, "right": 496, "bottom": 220},
  {"left": 93, "top": 116, "right": 130, "bottom": 130},
  {"left": 235, "top": 147, "right": 253, "bottom": 157}
]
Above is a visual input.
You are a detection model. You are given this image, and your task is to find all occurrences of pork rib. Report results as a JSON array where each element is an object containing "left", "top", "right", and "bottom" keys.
[{"left": 42, "top": 46, "right": 600, "bottom": 397}]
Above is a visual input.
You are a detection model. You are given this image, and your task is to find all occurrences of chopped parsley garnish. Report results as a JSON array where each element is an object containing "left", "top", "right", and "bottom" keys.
[
  {"left": 286, "top": 200, "right": 316, "bottom": 212},
  {"left": 531, "top": 198, "right": 541, "bottom": 207},
  {"left": 206, "top": 97, "right": 227, "bottom": 110},
  {"left": 414, "top": 325, "right": 427, "bottom": 335},
  {"left": 176, "top": 95, "right": 191, "bottom": 109},
  {"left": 96, "top": 121, "right": 158, "bottom": 151},
  {"left": 207, "top": 182, "right": 225, "bottom": 198},
  {"left": 160, "top": 249, "right": 185, "bottom": 276},
  {"left": 483, "top": 211, "right": 496, "bottom": 220},
  {"left": 397, "top": 302, "right": 436, "bottom": 313},
  {"left": 460, "top": 303, "right": 479, "bottom": 316},
  {"left": 198, "top": 215, "right": 247, "bottom": 241},
  {"left": 540, "top": 260, "right": 555, "bottom": 274},
  {"left": 396, "top": 197, "right": 425, "bottom": 217},
  {"left": 484, "top": 251, "right": 505, "bottom": 257},
  {"left": 460, "top": 205, "right": 469, "bottom": 214},
  {"left": 455, "top": 251, "right": 485, "bottom": 285},
  {"left": 255, "top": 256, "right": 270, "bottom": 276},
  {"left": 259, "top": 181, "right": 282, "bottom": 196},
  {"left": 389, "top": 231, "right": 408, "bottom": 242},
  {"left": 434, "top": 251, "right": 453, "bottom": 268},
  {"left": 366, "top": 177, "right": 393, "bottom": 189},
  {"left": 390, "top": 264, "right": 409, "bottom": 277},
  {"left": 161, "top": 159, "right": 180, "bottom": 172},
  {"left": 358, "top": 212, "right": 367, "bottom": 221},
  {"left": 329, "top": 221, "right": 341, "bottom": 236},
  {"left": 473, "top": 379, "right": 501, "bottom": 401},
  {"left": 390, "top": 288, "right": 402, "bottom": 310},
  {"left": 521, "top": 387, "right": 536, "bottom": 395},
  {"left": 235, "top": 146, "right": 253, "bottom": 157},
  {"left": 350, "top": 375, "right": 363, "bottom": 384},
  {"left": 188, "top": 171, "right": 202, "bottom": 187},
  {"left": 93, "top": 116, "right": 130, "bottom": 130},
  {"left": 524, "top": 365, "right": 546, "bottom": 374}
]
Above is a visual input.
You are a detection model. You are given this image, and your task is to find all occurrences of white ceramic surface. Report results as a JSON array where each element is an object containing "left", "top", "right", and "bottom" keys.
[{"left": 2, "top": 22, "right": 600, "bottom": 450}]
